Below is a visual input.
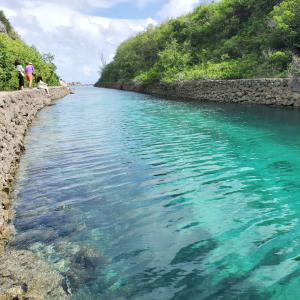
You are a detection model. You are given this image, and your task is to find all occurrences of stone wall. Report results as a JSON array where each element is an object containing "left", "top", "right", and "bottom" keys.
[
  {"left": 0, "top": 87, "right": 70, "bottom": 251},
  {"left": 101, "top": 78, "right": 300, "bottom": 107}
]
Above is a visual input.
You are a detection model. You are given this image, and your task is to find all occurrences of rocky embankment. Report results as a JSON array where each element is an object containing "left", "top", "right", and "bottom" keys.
[
  {"left": 100, "top": 78, "right": 300, "bottom": 107},
  {"left": 0, "top": 87, "right": 70, "bottom": 299}
]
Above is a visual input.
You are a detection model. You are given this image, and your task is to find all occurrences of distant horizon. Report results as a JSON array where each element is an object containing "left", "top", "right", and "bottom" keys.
[{"left": 0, "top": 0, "right": 211, "bottom": 84}]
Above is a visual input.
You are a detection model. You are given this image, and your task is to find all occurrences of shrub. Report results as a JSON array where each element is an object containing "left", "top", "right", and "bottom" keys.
[
  {"left": 0, "top": 33, "right": 59, "bottom": 90},
  {"left": 97, "top": 0, "right": 300, "bottom": 86},
  {"left": 268, "top": 51, "right": 291, "bottom": 70}
]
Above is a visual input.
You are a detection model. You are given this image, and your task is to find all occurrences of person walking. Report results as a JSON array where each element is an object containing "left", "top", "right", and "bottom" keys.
[
  {"left": 25, "top": 62, "right": 34, "bottom": 88},
  {"left": 15, "top": 59, "right": 25, "bottom": 90}
]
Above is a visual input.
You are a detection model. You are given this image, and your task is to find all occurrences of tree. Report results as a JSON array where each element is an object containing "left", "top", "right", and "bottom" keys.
[{"left": 98, "top": 50, "right": 108, "bottom": 76}]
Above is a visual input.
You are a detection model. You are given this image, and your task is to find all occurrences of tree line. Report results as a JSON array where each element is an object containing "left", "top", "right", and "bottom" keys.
[
  {"left": 96, "top": 0, "right": 300, "bottom": 86},
  {"left": 0, "top": 11, "right": 59, "bottom": 91}
]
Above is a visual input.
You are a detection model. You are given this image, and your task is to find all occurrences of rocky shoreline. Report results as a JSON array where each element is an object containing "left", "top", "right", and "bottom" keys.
[
  {"left": 99, "top": 78, "right": 300, "bottom": 107},
  {"left": 0, "top": 87, "right": 71, "bottom": 299}
]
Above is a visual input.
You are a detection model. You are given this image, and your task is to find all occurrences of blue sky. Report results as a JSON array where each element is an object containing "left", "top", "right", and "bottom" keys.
[
  {"left": 93, "top": 1, "right": 167, "bottom": 19},
  {"left": 0, "top": 0, "right": 209, "bottom": 83}
]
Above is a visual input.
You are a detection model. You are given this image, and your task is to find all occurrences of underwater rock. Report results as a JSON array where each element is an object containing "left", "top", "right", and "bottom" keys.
[
  {"left": 65, "top": 244, "right": 106, "bottom": 289},
  {"left": 27, "top": 239, "right": 107, "bottom": 293},
  {"left": 72, "top": 245, "right": 106, "bottom": 269},
  {"left": 57, "top": 241, "right": 107, "bottom": 289},
  {"left": 0, "top": 250, "right": 69, "bottom": 299},
  {"left": 11, "top": 227, "right": 59, "bottom": 247},
  {"left": 268, "top": 160, "right": 293, "bottom": 172}
]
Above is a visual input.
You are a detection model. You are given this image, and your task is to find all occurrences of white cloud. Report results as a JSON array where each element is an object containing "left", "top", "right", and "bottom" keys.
[
  {"left": 158, "top": 0, "right": 208, "bottom": 19},
  {"left": 0, "top": 0, "right": 211, "bottom": 83},
  {"left": 0, "top": 1, "right": 157, "bottom": 83}
]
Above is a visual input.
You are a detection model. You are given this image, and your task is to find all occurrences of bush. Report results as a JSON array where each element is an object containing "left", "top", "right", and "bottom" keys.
[
  {"left": 97, "top": 0, "right": 300, "bottom": 86},
  {"left": 0, "top": 33, "right": 59, "bottom": 90},
  {"left": 268, "top": 51, "right": 291, "bottom": 70},
  {"left": 0, "top": 11, "right": 18, "bottom": 39}
]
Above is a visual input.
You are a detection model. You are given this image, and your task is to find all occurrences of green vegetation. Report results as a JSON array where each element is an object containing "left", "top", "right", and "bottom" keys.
[
  {"left": 96, "top": 0, "right": 300, "bottom": 86},
  {"left": 0, "top": 11, "right": 19, "bottom": 39},
  {"left": 0, "top": 11, "right": 59, "bottom": 91}
]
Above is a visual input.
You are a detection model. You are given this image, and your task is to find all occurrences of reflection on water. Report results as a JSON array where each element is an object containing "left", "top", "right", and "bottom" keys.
[{"left": 11, "top": 87, "right": 300, "bottom": 299}]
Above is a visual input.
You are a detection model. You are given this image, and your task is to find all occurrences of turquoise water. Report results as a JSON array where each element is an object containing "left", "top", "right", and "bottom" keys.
[{"left": 11, "top": 87, "right": 300, "bottom": 299}]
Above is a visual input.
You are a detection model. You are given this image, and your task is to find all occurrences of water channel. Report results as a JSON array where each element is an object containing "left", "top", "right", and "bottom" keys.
[{"left": 11, "top": 87, "right": 300, "bottom": 299}]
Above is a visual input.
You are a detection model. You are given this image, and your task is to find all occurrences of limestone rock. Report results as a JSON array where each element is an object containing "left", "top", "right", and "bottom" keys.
[{"left": 0, "top": 250, "right": 70, "bottom": 299}]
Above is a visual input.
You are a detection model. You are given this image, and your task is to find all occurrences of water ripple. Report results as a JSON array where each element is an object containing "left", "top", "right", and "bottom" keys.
[{"left": 11, "top": 87, "right": 300, "bottom": 299}]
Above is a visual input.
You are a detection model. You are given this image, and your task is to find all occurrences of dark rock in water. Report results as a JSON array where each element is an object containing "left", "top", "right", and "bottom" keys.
[
  {"left": 171, "top": 238, "right": 217, "bottom": 265},
  {"left": 0, "top": 250, "right": 69, "bottom": 299},
  {"left": 268, "top": 160, "right": 293, "bottom": 172},
  {"left": 259, "top": 247, "right": 284, "bottom": 266},
  {"left": 57, "top": 222, "right": 80, "bottom": 238},
  {"left": 26, "top": 239, "right": 107, "bottom": 292},
  {"left": 54, "top": 241, "right": 107, "bottom": 291},
  {"left": 67, "top": 268, "right": 95, "bottom": 291},
  {"left": 10, "top": 227, "right": 59, "bottom": 248},
  {"left": 72, "top": 245, "right": 105, "bottom": 269},
  {"left": 61, "top": 277, "right": 72, "bottom": 296}
]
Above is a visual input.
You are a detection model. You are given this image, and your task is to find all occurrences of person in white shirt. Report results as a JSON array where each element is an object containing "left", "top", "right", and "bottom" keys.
[
  {"left": 37, "top": 76, "right": 50, "bottom": 95},
  {"left": 59, "top": 78, "right": 67, "bottom": 87},
  {"left": 15, "top": 59, "right": 25, "bottom": 90}
]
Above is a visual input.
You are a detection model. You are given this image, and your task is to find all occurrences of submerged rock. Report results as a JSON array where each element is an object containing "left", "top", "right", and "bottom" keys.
[
  {"left": 27, "top": 239, "right": 107, "bottom": 293},
  {"left": 0, "top": 250, "right": 69, "bottom": 299},
  {"left": 268, "top": 160, "right": 293, "bottom": 171},
  {"left": 11, "top": 227, "right": 59, "bottom": 247}
]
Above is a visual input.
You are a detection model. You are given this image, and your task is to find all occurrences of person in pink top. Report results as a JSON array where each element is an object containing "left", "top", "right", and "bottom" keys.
[{"left": 25, "top": 62, "right": 34, "bottom": 88}]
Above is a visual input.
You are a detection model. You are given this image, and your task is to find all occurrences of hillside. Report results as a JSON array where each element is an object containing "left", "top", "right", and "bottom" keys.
[
  {"left": 96, "top": 0, "right": 300, "bottom": 86},
  {"left": 0, "top": 11, "right": 59, "bottom": 90}
]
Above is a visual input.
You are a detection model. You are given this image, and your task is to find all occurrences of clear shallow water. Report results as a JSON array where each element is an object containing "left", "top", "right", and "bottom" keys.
[{"left": 11, "top": 87, "right": 300, "bottom": 299}]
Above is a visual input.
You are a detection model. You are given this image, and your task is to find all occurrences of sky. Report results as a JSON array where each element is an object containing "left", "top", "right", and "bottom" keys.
[{"left": 0, "top": 0, "right": 210, "bottom": 83}]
